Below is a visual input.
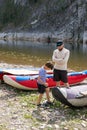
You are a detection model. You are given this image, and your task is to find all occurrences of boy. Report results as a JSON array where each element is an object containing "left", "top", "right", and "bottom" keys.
[{"left": 37, "top": 62, "right": 53, "bottom": 107}]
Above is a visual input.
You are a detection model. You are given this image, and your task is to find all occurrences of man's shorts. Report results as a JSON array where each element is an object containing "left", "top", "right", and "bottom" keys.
[
  {"left": 53, "top": 69, "right": 68, "bottom": 83},
  {"left": 37, "top": 83, "right": 46, "bottom": 94}
]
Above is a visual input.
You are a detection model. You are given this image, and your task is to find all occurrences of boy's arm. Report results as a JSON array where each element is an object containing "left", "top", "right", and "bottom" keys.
[{"left": 37, "top": 76, "right": 48, "bottom": 87}]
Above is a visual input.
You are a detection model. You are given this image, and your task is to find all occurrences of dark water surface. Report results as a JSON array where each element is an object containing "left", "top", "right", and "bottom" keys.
[{"left": 0, "top": 40, "right": 87, "bottom": 71}]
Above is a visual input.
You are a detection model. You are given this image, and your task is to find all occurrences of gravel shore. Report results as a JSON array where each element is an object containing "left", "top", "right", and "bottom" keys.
[{"left": 0, "top": 82, "right": 87, "bottom": 130}]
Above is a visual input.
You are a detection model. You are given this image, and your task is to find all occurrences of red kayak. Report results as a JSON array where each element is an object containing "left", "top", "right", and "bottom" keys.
[{"left": 3, "top": 73, "right": 87, "bottom": 90}]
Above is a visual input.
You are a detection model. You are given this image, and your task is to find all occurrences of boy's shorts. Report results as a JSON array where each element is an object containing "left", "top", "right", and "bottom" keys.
[
  {"left": 53, "top": 69, "right": 68, "bottom": 83},
  {"left": 37, "top": 83, "right": 46, "bottom": 94}
]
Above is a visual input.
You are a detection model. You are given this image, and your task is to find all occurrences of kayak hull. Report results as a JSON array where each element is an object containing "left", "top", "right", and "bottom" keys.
[
  {"left": 52, "top": 83, "right": 87, "bottom": 107},
  {"left": 3, "top": 74, "right": 87, "bottom": 90}
]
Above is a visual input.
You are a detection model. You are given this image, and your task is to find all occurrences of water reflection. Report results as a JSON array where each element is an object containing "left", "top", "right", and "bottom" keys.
[
  {"left": 65, "top": 42, "right": 87, "bottom": 71},
  {"left": 0, "top": 40, "right": 87, "bottom": 71}
]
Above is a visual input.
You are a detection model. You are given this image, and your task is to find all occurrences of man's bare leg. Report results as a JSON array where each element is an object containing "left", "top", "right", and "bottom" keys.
[
  {"left": 64, "top": 82, "right": 70, "bottom": 88},
  {"left": 56, "top": 81, "right": 61, "bottom": 87}
]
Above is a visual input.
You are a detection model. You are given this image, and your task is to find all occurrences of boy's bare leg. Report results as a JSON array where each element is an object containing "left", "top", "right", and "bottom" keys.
[
  {"left": 45, "top": 88, "right": 50, "bottom": 102},
  {"left": 37, "top": 94, "right": 43, "bottom": 105}
]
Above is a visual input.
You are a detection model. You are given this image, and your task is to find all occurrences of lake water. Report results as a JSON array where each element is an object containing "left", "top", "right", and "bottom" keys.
[{"left": 0, "top": 40, "right": 87, "bottom": 71}]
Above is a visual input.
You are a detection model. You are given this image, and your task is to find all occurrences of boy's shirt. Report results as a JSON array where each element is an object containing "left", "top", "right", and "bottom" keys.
[{"left": 37, "top": 67, "right": 46, "bottom": 84}]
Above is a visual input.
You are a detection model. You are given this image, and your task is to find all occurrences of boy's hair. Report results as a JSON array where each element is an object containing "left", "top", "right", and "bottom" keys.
[{"left": 45, "top": 62, "right": 53, "bottom": 70}]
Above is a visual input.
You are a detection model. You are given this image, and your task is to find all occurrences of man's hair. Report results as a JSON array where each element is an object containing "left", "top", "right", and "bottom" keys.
[{"left": 45, "top": 62, "right": 53, "bottom": 70}]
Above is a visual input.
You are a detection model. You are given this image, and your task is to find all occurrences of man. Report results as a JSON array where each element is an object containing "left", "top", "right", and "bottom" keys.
[{"left": 52, "top": 41, "right": 70, "bottom": 88}]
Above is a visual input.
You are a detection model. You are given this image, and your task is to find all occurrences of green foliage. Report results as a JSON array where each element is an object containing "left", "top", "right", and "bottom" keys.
[
  {"left": 0, "top": 0, "right": 29, "bottom": 26},
  {"left": 24, "top": 113, "right": 33, "bottom": 119}
]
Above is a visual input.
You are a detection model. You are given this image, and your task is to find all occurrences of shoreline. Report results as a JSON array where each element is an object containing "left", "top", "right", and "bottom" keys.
[
  {"left": 0, "top": 62, "right": 39, "bottom": 69},
  {"left": 0, "top": 62, "right": 75, "bottom": 73},
  {"left": 0, "top": 32, "right": 79, "bottom": 43},
  {"left": 0, "top": 32, "right": 58, "bottom": 43}
]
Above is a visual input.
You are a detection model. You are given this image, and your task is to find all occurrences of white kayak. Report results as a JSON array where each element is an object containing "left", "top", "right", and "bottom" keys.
[
  {"left": 52, "top": 81, "right": 87, "bottom": 107},
  {"left": 0, "top": 68, "right": 53, "bottom": 80}
]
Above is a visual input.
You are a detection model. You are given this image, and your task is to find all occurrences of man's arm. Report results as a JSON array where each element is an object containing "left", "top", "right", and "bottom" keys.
[
  {"left": 52, "top": 51, "right": 62, "bottom": 63},
  {"left": 52, "top": 50, "right": 70, "bottom": 65},
  {"left": 62, "top": 51, "right": 70, "bottom": 63}
]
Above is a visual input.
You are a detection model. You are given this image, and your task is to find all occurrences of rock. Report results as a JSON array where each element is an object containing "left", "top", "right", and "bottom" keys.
[
  {"left": 74, "top": 128, "right": 79, "bottom": 130},
  {"left": 81, "top": 122, "right": 86, "bottom": 127},
  {"left": 54, "top": 124, "right": 59, "bottom": 129}
]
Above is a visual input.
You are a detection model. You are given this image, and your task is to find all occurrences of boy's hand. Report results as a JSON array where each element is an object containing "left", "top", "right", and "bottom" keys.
[{"left": 44, "top": 83, "right": 48, "bottom": 87}]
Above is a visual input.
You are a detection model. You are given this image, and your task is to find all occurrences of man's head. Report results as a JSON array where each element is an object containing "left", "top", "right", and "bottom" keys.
[{"left": 56, "top": 41, "right": 64, "bottom": 51}]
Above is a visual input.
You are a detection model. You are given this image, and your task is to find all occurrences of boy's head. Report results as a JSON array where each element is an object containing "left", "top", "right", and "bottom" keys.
[{"left": 45, "top": 62, "right": 53, "bottom": 70}]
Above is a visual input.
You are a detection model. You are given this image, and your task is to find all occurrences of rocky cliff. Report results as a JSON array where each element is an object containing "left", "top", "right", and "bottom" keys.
[{"left": 0, "top": 0, "right": 87, "bottom": 42}]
